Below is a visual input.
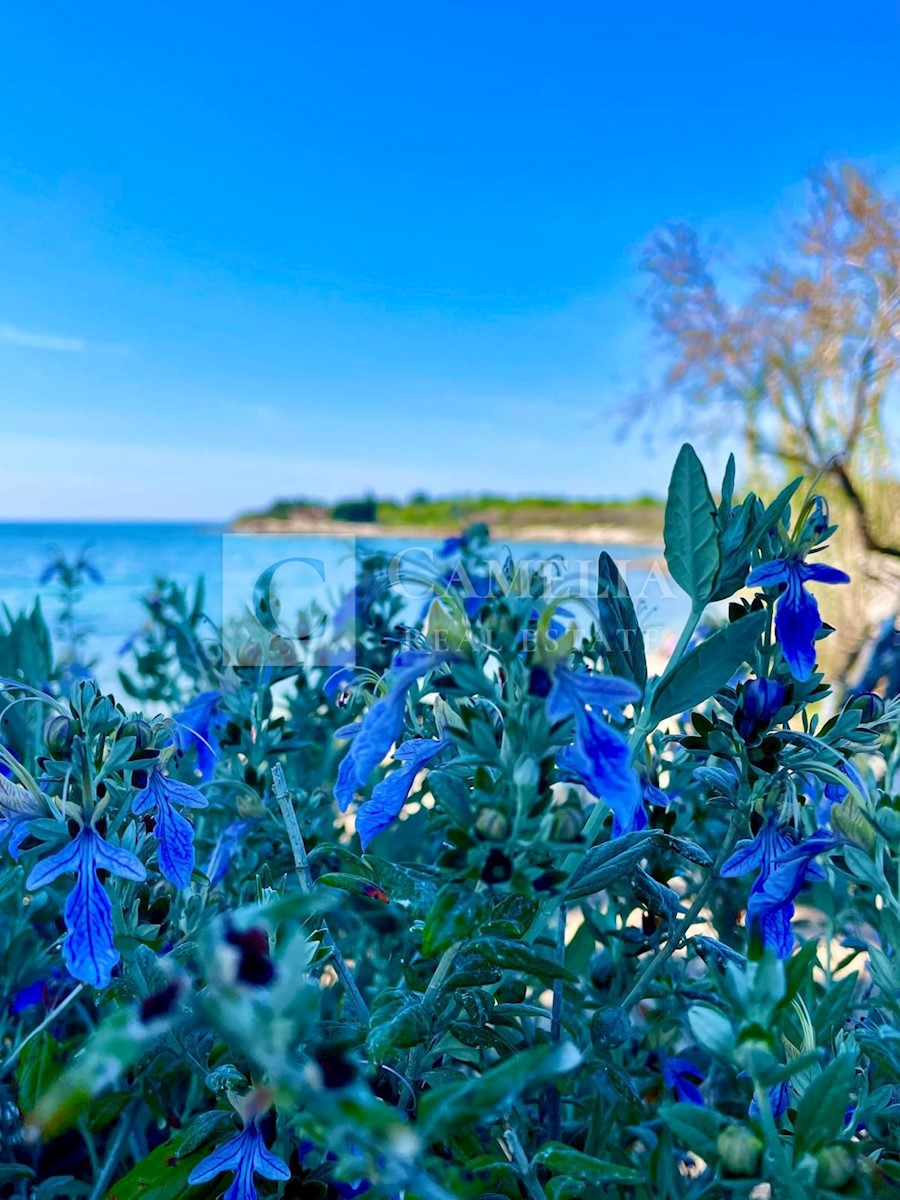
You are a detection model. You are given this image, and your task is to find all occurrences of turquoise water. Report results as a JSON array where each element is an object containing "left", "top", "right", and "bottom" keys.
[{"left": 0, "top": 523, "right": 685, "bottom": 688}]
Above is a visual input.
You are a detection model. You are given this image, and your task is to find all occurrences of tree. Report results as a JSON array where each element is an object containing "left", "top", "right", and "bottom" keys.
[{"left": 639, "top": 163, "right": 900, "bottom": 559}]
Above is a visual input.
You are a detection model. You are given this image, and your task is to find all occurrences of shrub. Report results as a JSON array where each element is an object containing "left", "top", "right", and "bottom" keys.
[{"left": 0, "top": 444, "right": 897, "bottom": 1200}]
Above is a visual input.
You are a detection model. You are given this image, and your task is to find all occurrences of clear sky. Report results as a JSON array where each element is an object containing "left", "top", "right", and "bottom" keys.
[{"left": 1, "top": 2, "right": 899, "bottom": 519}]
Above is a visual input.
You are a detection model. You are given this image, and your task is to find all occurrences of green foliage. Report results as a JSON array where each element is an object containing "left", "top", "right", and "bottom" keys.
[
  {"left": 664, "top": 442, "right": 721, "bottom": 605},
  {"left": 0, "top": 444, "right": 897, "bottom": 1200}
]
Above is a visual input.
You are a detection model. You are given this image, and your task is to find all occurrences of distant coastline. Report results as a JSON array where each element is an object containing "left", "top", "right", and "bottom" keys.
[
  {"left": 230, "top": 515, "right": 660, "bottom": 545},
  {"left": 231, "top": 495, "right": 665, "bottom": 546}
]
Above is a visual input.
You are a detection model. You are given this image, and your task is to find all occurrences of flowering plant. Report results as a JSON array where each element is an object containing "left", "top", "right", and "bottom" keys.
[{"left": 0, "top": 444, "right": 898, "bottom": 1199}]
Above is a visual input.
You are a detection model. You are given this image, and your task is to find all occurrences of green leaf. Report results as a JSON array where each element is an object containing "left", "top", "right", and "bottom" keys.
[
  {"left": 566, "top": 829, "right": 659, "bottom": 899},
  {"left": 316, "top": 872, "right": 391, "bottom": 903},
  {"left": 739, "top": 476, "right": 803, "bottom": 559},
  {"left": 658, "top": 833, "right": 713, "bottom": 867},
  {"left": 664, "top": 444, "right": 721, "bottom": 604},
  {"left": 469, "top": 936, "right": 577, "bottom": 982},
  {"left": 596, "top": 552, "right": 647, "bottom": 689},
  {"left": 16, "top": 1033, "right": 62, "bottom": 1116},
  {"left": 719, "top": 453, "right": 736, "bottom": 516},
  {"left": 103, "top": 1131, "right": 219, "bottom": 1200},
  {"left": 174, "top": 1109, "right": 237, "bottom": 1158},
  {"left": 688, "top": 1004, "right": 735, "bottom": 1057},
  {"left": 532, "top": 1142, "right": 641, "bottom": 1185},
  {"left": 0, "top": 1165, "right": 35, "bottom": 1186},
  {"left": 447, "top": 1021, "right": 515, "bottom": 1053},
  {"left": 422, "top": 884, "right": 490, "bottom": 957},
  {"left": 813, "top": 973, "right": 859, "bottom": 1043},
  {"left": 427, "top": 770, "right": 473, "bottom": 828},
  {"left": 658, "top": 1103, "right": 726, "bottom": 1160},
  {"left": 632, "top": 866, "right": 679, "bottom": 919},
  {"left": 366, "top": 990, "right": 430, "bottom": 1062},
  {"left": 650, "top": 610, "right": 767, "bottom": 724},
  {"left": 793, "top": 1053, "right": 858, "bottom": 1155},
  {"left": 419, "top": 1042, "right": 581, "bottom": 1133}
]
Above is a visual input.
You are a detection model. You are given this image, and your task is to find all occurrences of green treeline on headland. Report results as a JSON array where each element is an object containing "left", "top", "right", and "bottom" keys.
[{"left": 233, "top": 491, "right": 664, "bottom": 535}]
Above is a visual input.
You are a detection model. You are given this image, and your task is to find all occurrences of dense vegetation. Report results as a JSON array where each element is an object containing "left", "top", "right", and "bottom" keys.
[
  {"left": 0, "top": 445, "right": 898, "bottom": 1200},
  {"left": 234, "top": 492, "right": 663, "bottom": 535}
]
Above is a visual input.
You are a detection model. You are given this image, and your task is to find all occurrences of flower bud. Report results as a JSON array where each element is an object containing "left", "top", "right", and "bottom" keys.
[
  {"left": 805, "top": 495, "right": 830, "bottom": 543},
  {"left": 848, "top": 691, "right": 884, "bottom": 723},
  {"left": 735, "top": 677, "right": 785, "bottom": 742},
  {"left": 475, "top": 808, "right": 510, "bottom": 841},
  {"left": 43, "top": 715, "right": 75, "bottom": 759},
  {"left": 235, "top": 640, "right": 262, "bottom": 667},
  {"left": 512, "top": 757, "right": 539, "bottom": 791},
  {"left": 717, "top": 1126, "right": 763, "bottom": 1176},
  {"left": 120, "top": 718, "right": 153, "bottom": 752},
  {"left": 590, "top": 1006, "right": 631, "bottom": 1049},
  {"left": 550, "top": 806, "right": 583, "bottom": 842},
  {"left": 815, "top": 1146, "right": 855, "bottom": 1190},
  {"left": 589, "top": 949, "right": 614, "bottom": 989},
  {"left": 528, "top": 665, "right": 552, "bottom": 698}
]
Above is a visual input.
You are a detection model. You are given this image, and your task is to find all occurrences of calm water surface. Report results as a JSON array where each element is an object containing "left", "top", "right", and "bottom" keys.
[{"left": 0, "top": 523, "right": 685, "bottom": 689}]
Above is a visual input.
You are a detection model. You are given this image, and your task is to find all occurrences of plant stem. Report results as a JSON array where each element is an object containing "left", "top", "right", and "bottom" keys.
[
  {"left": 753, "top": 1077, "right": 809, "bottom": 1200},
  {"left": 409, "top": 1171, "right": 465, "bottom": 1200},
  {"left": 619, "top": 809, "right": 742, "bottom": 1011},
  {"left": 271, "top": 763, "right": 369, "bottom": 1021},
  {"left": 88, "top": 1102, "right": 137, "bottom": 1200},
  {"left": 502, "top": 1126, "right": 548, "bottom": 1200},
  {"left": 544, "top": 903, "right": 566, "bottom": 1141},
  {"left": 666, "top": 603, "right": 704, "bottom": 672},
  {"left": 1, "top": 984, "right": 85, "bottom": 1074}
]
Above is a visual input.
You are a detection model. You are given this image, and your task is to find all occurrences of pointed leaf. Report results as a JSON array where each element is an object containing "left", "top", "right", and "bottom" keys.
[
  {"left": 664, "top": 444, "right": 721, "bottom": 604},
  {"left": 650, "top": 610, "right": 767, "bottom": 724}
]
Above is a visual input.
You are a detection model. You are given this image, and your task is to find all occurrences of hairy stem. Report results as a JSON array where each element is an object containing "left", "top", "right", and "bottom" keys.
[
  {"left": 619, "top": 809, "right": 742, "bottom": 1011},
  {"left": 88, "top": 1102, "right": 137, "bottom": 1200},
  {"left": 271, "top": 763, "right": 369, "bottom": 1021},
  {"left": 501, "top": 1126, "right": 547, "bottom": 1200},
  {"left": 1, "top": 984, "right": 85, "bottom": 1074}
]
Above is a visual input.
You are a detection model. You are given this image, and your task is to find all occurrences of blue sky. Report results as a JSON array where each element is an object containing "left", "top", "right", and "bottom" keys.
[{"left": 1, "top": 1, "right": 899, "bottom": 519}]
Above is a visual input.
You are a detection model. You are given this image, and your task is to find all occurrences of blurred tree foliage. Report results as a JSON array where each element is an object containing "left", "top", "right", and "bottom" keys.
[{"left": 640, "top": 163, "right": 900, "bottom": 561}]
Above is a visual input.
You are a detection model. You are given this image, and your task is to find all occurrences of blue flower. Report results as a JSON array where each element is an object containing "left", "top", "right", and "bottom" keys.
[
  {"left": 296, "top": 1140, "right": 401, "bottom": 1199},
  {"left": 629, "top": 779, "right": 673, "bottom": 833},
  {"left": 334, "top": 651, "right": 446, "bottom": 812},
  {"left": 10, "top": 979, "right": 46, "bottom": 1014},
  {"left": 746, "top": 557, "right": 849, "bottom": 681},
  {"left": 323, "top": 661, "right": 357, "bottom": 701},
  {"left": 750, "top": 1079, "right": 790, "bottom": 1121},
  {"left": 661, "top": 1055, "right": 705, "bottom": 1106},
  {"left": 173, "top": 690, "right": 224, "bottom": 780},
  {"left": 721, "top": 820, "right": 832, "bottom": 957},
  {"left": 438, "top": 533, "right": 467, "bottom": 559},
  {"left": 356, "top": 738, "right": 450, "bottom": 850},
  {"left": 0, "top": 801, "right": 37, "bottom": 868},
  {"left": 430, "top": 566, "right": 492, "bottom": 620},
  {"left": 25, "top": 827, "right": 147, "bottom": 987},
  {"left": 205, "top": 819, "right": 254, "bottom": 886},
  {"left": 187, "top": 1118, "right": 290, "bottom": 1200},
  {"left": 546, "top": 666, "right": 642, "bottom": 835},
  {"left": 823, "top": 757, "right": 866, "bottom": 806},
  {"left": 0, "top": 778, "right": 41, "bottom": 861},
  {"left": 734, "top": 677, "right": 786, "bottom": 742},
  {"left": 133, "top": 769, "right": 208, "bottom": 888}
]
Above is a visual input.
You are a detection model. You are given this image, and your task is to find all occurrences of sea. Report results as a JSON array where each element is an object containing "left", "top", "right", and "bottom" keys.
[{"left": 0, "top": 523, "right": 686, "bottom": 690}]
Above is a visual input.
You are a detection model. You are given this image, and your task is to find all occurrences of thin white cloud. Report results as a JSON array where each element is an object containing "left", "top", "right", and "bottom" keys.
[{"left": 0, "top": 322, "right": 87, "bottom": 352}]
